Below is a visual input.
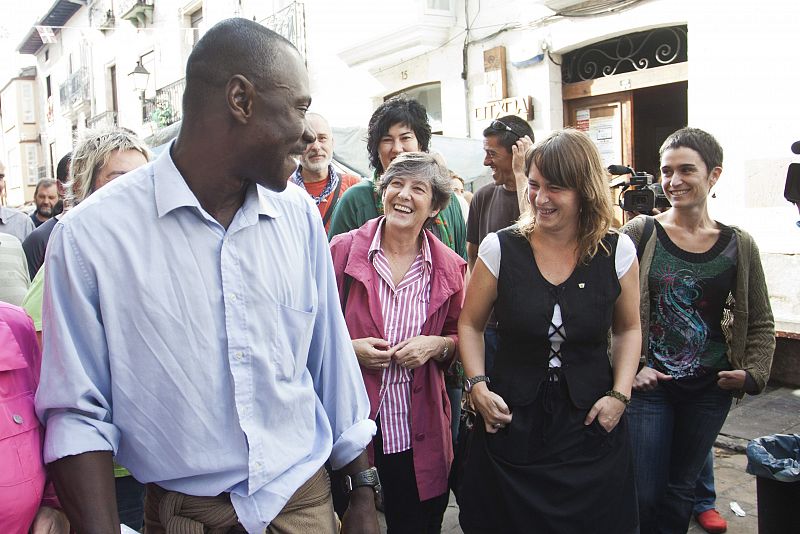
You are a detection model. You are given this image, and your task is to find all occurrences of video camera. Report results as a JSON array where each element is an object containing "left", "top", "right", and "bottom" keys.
[
  {"left": 608, "top": 164, "right": 671, "bottom": 214},
  {"left": 785, "top": 141, "right": 800, "bottom": 204}
]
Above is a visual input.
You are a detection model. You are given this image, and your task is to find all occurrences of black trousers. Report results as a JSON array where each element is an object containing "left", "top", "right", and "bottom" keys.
[{"left": 374, "top": 419, "right": 449, "bottom": 534}]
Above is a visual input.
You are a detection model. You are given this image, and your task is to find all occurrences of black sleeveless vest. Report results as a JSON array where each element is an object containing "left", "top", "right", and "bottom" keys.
[{"left": 492, "top": 228, "right": 621, "bottom": 409}]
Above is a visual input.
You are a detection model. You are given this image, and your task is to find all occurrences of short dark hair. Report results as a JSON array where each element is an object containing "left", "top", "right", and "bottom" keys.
[
  {"left": 56, "top": 152, "right": 72, "bottom": 183},
  {"left": 482, "top": 115, "right": 534, "bottom": 153},
  {"left": 659, "top": 127, "right": 723, "bottom": 172},
  {"left": 367, "top": 96, "right": 432, "bottom": 175},
  {"left": 34, "top": 178, "right": 57, "bottom": 196},
  {"left": 182, "top": 18, "right": 296, "bottom": 117}
]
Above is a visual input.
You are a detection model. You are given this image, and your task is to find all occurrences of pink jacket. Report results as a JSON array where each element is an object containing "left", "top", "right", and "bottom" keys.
[
  {"left": 0, "top": 303, "right": 60, "bottom": 533},
  {"left": 329, "top": 217, "right": 466, "bottom": 501}
]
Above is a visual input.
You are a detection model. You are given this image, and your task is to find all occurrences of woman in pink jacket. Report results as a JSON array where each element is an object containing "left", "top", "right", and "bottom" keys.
[
  {"left": 0, "top": 302, "right": 69, "bottom": 534},
  {"left": 330, "top": 152, "right": 466, "bottom": 534}
]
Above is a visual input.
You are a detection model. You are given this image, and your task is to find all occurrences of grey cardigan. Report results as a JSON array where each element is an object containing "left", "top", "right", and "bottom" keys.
[{"left": 620, "top": 216, "right": 775, "bottom": 396}]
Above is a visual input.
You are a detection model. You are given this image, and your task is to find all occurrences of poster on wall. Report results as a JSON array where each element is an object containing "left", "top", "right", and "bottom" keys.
[{"left": 576, "top": 106, "right": 622, "bottom": 168}]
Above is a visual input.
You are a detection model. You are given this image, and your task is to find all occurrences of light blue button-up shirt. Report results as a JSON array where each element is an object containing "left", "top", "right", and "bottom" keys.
[
  {"left": 35, "top": 145, "right": 375, "bottom": 533},
  {"left": 0, "top": 206, "right": 35, "bottom": 243}
]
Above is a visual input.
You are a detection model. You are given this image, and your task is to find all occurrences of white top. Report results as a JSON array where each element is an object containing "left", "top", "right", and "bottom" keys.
[{"left": 478, "top": 231, "right": 636, "bottom": 367}]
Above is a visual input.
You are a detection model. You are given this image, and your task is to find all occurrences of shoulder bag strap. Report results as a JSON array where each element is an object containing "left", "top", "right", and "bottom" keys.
[
  {"left": 322, "top": 178, "right": 344, "bottom": 227},
  {"left": 636, "top": 215, "right": 655, "bottom": 261}
]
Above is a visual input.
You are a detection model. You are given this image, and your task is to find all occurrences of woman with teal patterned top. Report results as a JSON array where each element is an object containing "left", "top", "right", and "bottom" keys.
[{"left": 621, "top": 127, "right": 774, "bottom": 534}]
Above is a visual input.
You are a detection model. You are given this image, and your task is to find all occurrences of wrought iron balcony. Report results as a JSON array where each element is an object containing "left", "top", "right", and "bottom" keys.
[
  {"left": 143, "top": 78, "right": 185, "bottom": 129},
  {"left": 87, "top": 110, "right": 118, "bottom": 130},
  {"left": 259, "top": 2, "right": 306, "bottom": 61},
  {"left": 59, "top": 68, "right": 91, "bottom": 112}
]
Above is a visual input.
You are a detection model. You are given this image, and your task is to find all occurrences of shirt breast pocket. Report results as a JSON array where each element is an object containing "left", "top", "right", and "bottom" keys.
[
  {"left": 272, "top": 303, "right": 317, "bottom": 381},
  {"left": 0, "top": 393, "right": 45, "bottom": 487}
]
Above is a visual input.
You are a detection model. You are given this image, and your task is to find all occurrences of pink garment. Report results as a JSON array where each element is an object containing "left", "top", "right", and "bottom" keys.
[
  {"left": 0, "top": 303, "right": 59, "bottom": 533},
  {"left": 368, "top": 219, "right": 432, "bottom": 454},
  {"left": 330, "top": 217, "right": 466, "bottom": 501}
]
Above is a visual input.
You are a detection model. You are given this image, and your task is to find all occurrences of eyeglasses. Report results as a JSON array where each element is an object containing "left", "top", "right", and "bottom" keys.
[{"left": 490, "top": 119, "right": 527, "bottom": 139}]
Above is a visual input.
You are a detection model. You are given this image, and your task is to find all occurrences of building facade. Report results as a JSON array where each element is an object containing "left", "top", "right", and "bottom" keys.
[
  {"left": 0, "top": 67, "right": 44, "bottom": 206},
  {"left": 10, "top": 0, "right": 800, "bottom": 340}
]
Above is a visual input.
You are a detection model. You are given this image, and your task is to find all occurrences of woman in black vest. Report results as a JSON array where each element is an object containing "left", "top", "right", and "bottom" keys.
[{"left": 456, "top": 129, "right": 641, "bottom": 533}]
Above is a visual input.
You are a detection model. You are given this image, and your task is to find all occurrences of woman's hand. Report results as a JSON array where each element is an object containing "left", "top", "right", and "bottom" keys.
[
  {"left": 717, "top": 369, "right": 746, "bottom": 390},
  {"left": 30, "top": 506, "right": 70, "bottom": 534},
  {"left": 584, "top": 395, "right": 626, "bottom": 433},
  {"left": 632, "top": 367, "right": 673, "bottom": 391},
  {"left": 471, "top": 383, "right": 512, "bottom": 433},
  {"left": 393, "top": 336, "right": 445, "bottom": 370},
  {"left": 352, "top": 338, "right": 394, "bottom": 370}
]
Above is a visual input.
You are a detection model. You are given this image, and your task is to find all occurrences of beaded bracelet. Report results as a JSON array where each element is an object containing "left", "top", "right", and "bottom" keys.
[{"left": 605, "top": 390, "right": 631, "bottom": 406}]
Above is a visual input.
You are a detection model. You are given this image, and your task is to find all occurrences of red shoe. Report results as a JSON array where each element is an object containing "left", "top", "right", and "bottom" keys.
[{"left": 696, "top": 509, "right": 728, "bottom": 533}]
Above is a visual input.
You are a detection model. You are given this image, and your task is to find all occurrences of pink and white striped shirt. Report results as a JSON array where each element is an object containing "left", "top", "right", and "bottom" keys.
[{"left": 368, "top": 218, "right": 432, "bottom": 454}]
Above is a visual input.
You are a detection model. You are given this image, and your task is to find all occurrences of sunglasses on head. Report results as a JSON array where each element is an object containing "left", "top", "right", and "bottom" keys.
[{"left": 490, "top": 119, "right": 527, "bottom": 139}]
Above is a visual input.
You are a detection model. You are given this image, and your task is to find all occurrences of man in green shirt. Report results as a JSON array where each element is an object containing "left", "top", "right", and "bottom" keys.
[{"left": 327, "top": 96, "right": 466, "bottom": 259}]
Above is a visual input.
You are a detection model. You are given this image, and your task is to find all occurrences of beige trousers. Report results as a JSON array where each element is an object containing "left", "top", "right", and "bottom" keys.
[{"left": 143, "top": 467, "right": 338, "bottom": 534}]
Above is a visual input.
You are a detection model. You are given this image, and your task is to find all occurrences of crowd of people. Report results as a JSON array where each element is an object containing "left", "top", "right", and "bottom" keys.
[{"left": 0, "top": 17, "right": 775, "bottom": 534}]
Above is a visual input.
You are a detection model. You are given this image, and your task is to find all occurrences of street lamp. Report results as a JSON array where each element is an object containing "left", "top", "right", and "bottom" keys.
[{"left": 128, "top": 60, "right": 150, "bottom": 96}]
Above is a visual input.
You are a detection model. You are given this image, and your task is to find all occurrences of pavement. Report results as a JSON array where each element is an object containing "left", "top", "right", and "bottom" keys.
[{"left": 378, "top": 385, "right": 800, "bottom": 534}]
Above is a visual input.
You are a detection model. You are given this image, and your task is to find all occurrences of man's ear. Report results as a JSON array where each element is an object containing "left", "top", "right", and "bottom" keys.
[{"left": 227, "top": 75, "right": 254, "bottom": 124}]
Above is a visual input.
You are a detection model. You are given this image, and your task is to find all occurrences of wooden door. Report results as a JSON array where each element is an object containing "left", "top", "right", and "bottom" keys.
[{"left": 564, "top": 91, "right": 634, "bottom": 170}]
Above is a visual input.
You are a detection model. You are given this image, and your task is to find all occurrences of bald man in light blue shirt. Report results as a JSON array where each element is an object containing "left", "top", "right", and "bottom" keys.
[{"left": 35, "top": 20, "right": 377, "bottom": 534}]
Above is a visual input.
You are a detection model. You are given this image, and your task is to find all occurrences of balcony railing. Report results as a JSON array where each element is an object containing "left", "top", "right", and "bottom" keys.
[
  {"left": 59, "top": 68, "right": 91, "bottom": 112},
  {"left": 87, "top": 110, "right": 118, "bottom": 130},
  {"left": 143, "top": 78, "right": 185, "bottom": 129},
  {"left": 259, "top": 2, "right": 306, "bottom": 61}
]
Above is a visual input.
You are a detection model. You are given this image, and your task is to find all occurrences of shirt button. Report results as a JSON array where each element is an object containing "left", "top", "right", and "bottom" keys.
[
  {"left": 415, "top": 433, "right": 425, "bottom": 442},
  {"left": 413, "top": 385, "right": 423, "bottom": 394},
  {"left": 235, "top": 351, "right": 244, "bottom": 360},
  {"left": 229, "top": 294, "right": 238, "bottom": 302},
  {"left": 254, "top": 461, "right": 263, "bottom": 469},
  {"left": 13, "top": 414, "right": 23, "bottom": 424}
]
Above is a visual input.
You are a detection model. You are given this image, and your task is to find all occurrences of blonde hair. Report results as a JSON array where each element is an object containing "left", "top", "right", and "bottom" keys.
[
  {"left": 67, "top": 127, "right": 150, "bottom": 206},
  {"left": 517, "top": 129, "right": 614, "bottom": 263}
]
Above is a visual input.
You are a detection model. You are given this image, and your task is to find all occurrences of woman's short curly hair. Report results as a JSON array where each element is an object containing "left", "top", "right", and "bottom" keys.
[{"left": 367, "top": 96, "right": 431, "bottom": 175}]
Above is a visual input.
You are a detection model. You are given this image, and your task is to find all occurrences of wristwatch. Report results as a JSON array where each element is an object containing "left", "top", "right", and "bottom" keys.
[
  {"left": 464, "top": 375, "right": 490, "bottom": 392},
  {"left": 343, "top": 466, "right": 381, "bottom": 494}
]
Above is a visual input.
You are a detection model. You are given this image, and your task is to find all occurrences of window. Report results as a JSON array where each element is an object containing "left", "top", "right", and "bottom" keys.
[
  {"left": 108, "top": 65, "right": 119, "bottom": 113},
  {"left": 46, "top": 75, "right": 52, "bottom": 98},
  {"left": 22, "top": 83, "right": 35, "bottom": 123},
  {"left": 386, "top": 82, "right": 443, "bottom": 134},
  {"left": 25, "top": 145, "right": 38, "bottom": 186},
  {"left": 190, "top": 8, "right": 203, "bottom": 47},
  {"left": 426, "top": 0, "right": 452, "bottom": 12}
]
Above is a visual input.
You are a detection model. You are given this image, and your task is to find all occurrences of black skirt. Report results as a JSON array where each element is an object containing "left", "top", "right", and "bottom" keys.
[{"left": 458, "top": 371, "right": 638, "bottom": 534}]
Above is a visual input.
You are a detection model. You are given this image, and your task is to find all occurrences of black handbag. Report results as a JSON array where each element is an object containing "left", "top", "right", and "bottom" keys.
[{"left": 449, "top": 390, "right": 477, "bottom": 501}]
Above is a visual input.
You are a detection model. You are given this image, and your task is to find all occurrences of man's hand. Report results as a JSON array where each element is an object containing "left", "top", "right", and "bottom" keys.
[
  {"left": 718, "top": 369, "right": 746, "bottom": 390},
  {"left": 351, "top": 338, "right": 394, "bottom": 370},
  {"left": 632, "top": 367, "right": 673, "bottom": 391},
  {"left": 31, "top": 506, "right": 70, "bottom": 534},
  {"left": 393, "top": 336, "right": 445, "bottom": 370},
  {"left": 511, "top": 135, "right": 534, "bottom": 193},
  {"left": 340, "top": 486, "right": 380, "bottom": 534},
  {"left": 584, "top": 395, "right": 626, "bottom": 432}
]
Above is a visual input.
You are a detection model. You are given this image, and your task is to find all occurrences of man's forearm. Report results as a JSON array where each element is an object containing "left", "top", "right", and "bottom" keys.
[
  {"left": 338, "top": 451, "right": 379, "bottom": 533},
  {"left": 49, "top": 451, "right": 120, "bottom": 534}
]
